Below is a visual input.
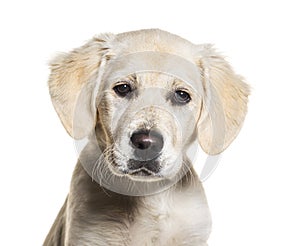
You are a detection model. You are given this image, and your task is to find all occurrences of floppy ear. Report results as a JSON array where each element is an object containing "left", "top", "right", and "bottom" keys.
[
  {"left": 48, "top": 34, "right": 115, "bottom": 139},
  {"left": 196, "top": 45, "right": 250, "bottom": 155}
]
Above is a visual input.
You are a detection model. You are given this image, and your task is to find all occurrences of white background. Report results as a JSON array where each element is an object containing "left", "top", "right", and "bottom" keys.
[{"left": 0, "top": 0, "right": 299, "bottom": 245}]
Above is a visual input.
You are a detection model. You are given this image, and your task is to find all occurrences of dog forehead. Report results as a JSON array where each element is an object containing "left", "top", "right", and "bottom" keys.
[
  {"left": 113, "top": 29, "right": 195, "bottom": 58},
  {"left": 135, "top": 73, "right": 173, "bottom": 88},
  {"left": 102, "top": 51, "right": 203, "bottom": 92}
]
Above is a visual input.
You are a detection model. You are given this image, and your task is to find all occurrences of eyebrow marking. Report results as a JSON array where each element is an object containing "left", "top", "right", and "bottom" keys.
[{"left": 127, "top": 73, "right": 137, "bottom": 82}]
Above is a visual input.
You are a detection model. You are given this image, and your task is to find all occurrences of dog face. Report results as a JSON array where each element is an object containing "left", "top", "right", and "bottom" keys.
[
  {"left": 96, "top": 71, "right": 202, "bottom": 179},
  {"left": 48, "top": 29, "right": 249, "bottom": 186}
]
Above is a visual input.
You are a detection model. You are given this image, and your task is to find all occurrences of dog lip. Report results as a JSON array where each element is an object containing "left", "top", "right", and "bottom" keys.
[
  {"left": 128, "top": 158, "right": 161, "bottom": 174},
  {"left": 129, "top": 168, "right": 154, "bottom": 176}
]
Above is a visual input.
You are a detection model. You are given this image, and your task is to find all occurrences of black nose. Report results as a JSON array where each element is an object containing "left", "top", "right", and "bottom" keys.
[{"left": 130, "top": 130, "right": 164, "bottom": 160}]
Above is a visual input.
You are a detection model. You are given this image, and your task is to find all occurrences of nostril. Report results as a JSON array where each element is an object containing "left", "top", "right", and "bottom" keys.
[{"left": 130, "top": 130, "right": 164, "bottom": 160}]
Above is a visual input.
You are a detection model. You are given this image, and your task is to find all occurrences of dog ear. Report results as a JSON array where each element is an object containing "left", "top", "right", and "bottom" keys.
[
  {"left": 48, "top": 34, "right": 114, "bottom": 139},
  {"left": 196, "top": 45, "right": 250, "bottom": 155}
]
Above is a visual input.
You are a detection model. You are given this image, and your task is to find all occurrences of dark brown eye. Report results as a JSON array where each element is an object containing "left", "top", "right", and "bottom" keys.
[
  {"left": 174, "top": 90, "right": 191, "bottom": 104},
  {"left": 113, "top": 83, "right": 132, "bottom": 97}
]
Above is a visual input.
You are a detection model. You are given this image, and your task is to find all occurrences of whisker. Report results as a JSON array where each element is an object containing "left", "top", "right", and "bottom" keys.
[{"left": 181, "top": 160, "right": 197, "bottom": 189}]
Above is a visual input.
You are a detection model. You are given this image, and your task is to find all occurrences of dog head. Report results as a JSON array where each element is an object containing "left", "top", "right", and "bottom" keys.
[{"left": 48, "top": 29, "right": 249, "bottom": 189}]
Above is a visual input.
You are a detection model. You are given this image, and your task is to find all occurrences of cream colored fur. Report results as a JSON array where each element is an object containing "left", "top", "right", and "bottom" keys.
[{"left": 44, "top": 29, "right": 249, "bottom": 246}]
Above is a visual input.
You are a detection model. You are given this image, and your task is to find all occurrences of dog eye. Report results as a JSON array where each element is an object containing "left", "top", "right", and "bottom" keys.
[
  {"left": 113, "top": 83, "right": 132, "bottom": 97},
  {"left": 174, "top": 90, "right": 191, "bottom": 104}
]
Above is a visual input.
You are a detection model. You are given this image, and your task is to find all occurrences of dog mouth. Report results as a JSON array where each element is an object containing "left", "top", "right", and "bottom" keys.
[
  {"left": 126, "top": 158, "right": 161, "bottom": 177},
  {"left": 129, "top": 168, "right": 154, "bottom": 176}
]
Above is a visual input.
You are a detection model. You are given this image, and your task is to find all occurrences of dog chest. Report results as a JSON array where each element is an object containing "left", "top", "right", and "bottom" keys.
[{"left": 129, "top": 189, "right": 211, "bottom": 246}]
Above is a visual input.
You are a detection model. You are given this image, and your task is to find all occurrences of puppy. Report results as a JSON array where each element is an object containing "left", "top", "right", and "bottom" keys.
[{"left": 44, "top": 29, "right": 249, "bottom": 245}]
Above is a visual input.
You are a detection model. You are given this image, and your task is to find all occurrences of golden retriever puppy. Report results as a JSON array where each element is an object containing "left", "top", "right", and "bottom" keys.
[{"left": 44, "top": 29, "right": 249, "bottom": 246}]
